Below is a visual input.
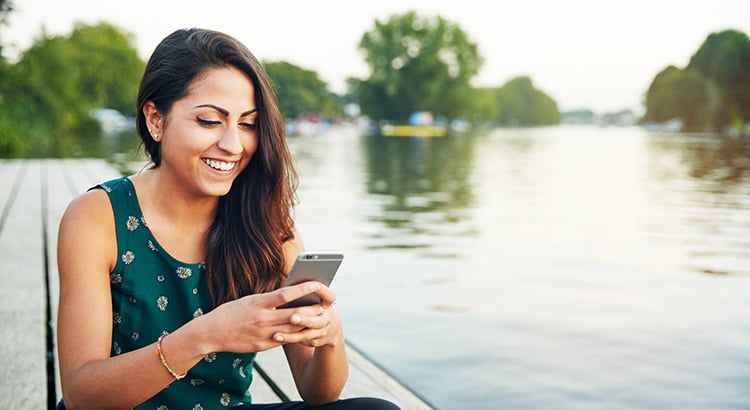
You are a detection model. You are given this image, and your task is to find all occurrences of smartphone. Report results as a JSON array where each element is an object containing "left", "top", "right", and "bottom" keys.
[{"left": 277, "top": 250, "right": 344, "bottom": 308}]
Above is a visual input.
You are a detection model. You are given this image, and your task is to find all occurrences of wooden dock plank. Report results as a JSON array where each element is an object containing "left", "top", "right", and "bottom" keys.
[
  {"left": 253, "top": 347, "right": 434, "bottom": 409},
  {"left": 0, "top": 160, "right": 47, "bottom": 408}
]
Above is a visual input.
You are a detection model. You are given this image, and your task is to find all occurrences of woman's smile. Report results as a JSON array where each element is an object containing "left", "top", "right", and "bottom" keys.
[{"left": 201, "top": 157, "right": 238, "bottom": 172}]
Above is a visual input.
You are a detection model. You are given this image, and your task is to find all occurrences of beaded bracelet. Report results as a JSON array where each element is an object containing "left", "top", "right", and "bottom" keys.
[{"left": 155, "top": 335, "right": 187, "bottom": 380}]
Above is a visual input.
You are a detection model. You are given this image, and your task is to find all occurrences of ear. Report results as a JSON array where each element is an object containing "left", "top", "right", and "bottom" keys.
[{"left": 143, "top": 101, "right": 164, "bottom": 141}]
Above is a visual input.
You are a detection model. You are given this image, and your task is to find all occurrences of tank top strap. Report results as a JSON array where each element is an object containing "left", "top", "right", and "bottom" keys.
[{"left": 91, "top": 177, "right": 142, "bottom": 274}]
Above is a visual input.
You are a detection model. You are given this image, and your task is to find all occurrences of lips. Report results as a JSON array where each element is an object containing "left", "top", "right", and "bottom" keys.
[{"left": 202, "top": 158, "right": 237, "bottom": 171}]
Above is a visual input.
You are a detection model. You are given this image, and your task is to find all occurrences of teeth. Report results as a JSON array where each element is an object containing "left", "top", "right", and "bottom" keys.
[{"left": 202, "top": 158, "right": 236, "bottom": 171}]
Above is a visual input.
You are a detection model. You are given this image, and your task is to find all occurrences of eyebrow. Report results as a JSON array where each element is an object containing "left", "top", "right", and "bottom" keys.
[{"left": 194, "top": 104, "right": 258, "bottom": 117}]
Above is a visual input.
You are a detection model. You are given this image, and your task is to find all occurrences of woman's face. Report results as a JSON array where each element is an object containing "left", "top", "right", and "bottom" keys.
[{"left": 155, "top": 66, "right": 259, "bottom": 198}]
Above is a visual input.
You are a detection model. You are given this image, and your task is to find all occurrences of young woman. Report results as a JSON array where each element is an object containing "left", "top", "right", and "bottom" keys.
[{"left": 56, "top": 28, "right": 399, "bottom": 410}]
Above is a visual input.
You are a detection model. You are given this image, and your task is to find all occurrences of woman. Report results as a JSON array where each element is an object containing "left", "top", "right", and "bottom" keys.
[{"left": 56, "top": 28, "right": 399, "bottom": 410}]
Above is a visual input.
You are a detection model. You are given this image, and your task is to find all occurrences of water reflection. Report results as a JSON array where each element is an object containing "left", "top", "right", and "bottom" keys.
[
  {"left": 359, "top": 133, "right": 479, "bottom": 252},
  {"left": 647, "top": 133, "right": 750, "bottom": 188},
  {"left": 645, "top": 134, "right": 750, "bottom": 277}
]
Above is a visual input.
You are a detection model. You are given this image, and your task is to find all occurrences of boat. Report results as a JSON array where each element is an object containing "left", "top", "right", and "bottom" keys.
[
  {"left": 379, "top": 124, "right": 447, "bottom": 137},
  {"left": 378, "top": 111, "right": 447, "bottom": 137}
]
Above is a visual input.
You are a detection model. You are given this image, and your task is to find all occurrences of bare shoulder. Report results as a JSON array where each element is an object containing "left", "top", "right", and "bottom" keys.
[{"left": 58, "top": 188, "right": 117, "bottom": 274}]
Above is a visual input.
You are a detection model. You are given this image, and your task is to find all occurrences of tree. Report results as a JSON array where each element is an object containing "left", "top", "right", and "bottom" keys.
[
  {"left": 644, "top": 29, "right": 750, "bottom": 133},
  {"left": 495, "top": 76, "right": 560, "bottom": 126},
  {"left": 356, "top": 11, "right": 483, "bottom": 122},
  {"left": 643, "top": 66, "right": 716, "bottom": 132},
  {"left": 264, "top": 60, "right": 342, "bottom": 119},
  {"left": 0, "top": 22, "right": 144, "bottom": 156},
  {"left": 65, "top": 22, "right": 144, "bottom": 115},
  {"left": 687, "top": 29, "right": 750, "bottom": 129}
]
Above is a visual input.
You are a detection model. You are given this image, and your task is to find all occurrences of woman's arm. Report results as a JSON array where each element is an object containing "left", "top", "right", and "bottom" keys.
[
  {"left": 56, "top": 190, "right": 214, "bottom": 409},
  {"left": 277, "top": 230, "right": 350, "bottom": 404},
  {"left": 282, "top": 310, "right": 349, "bottom": 405}
]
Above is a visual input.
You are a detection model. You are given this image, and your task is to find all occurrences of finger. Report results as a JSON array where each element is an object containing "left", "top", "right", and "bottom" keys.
[
  {"left": 312, "top": 285, "right": 337, "bottom": 308},
  {"left": 272, "top": 327, "right": 328, "bottom": 346},
  {"left": 270, "top": 282, "right": 321, "bottom": 308}
]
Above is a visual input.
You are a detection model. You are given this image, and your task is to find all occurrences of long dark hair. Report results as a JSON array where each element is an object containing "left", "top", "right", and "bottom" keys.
[{"left": 136, "top": 28, "right": 297, "bottom": 305}]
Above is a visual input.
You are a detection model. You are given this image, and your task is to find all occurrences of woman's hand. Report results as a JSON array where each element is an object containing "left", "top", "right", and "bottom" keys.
[
  {"left": 199, "top": 281, "right": 338, "bottom": 353},
  {"left": 271, "top": 284, "right": 342, "bottom": 348}
]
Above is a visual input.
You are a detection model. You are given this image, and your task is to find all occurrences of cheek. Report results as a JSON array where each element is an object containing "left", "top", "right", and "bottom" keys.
[{"left": 245, "top": 134, "right": 260, "bottom": 155}]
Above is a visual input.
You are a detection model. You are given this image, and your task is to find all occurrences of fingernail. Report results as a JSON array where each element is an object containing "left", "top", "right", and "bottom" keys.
[{"left": 290, "top": 314, "right": 301, "bottom": 324}]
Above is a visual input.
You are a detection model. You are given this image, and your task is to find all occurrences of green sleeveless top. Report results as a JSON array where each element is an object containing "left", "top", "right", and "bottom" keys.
[{"left": 101, "top": 176, "right": 255, "bottom": 409}]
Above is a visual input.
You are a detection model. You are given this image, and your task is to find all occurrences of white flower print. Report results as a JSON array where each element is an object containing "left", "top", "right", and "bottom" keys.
[
  {"left": 193, "top": 308, "right": 203, "bottom": 318},
  {"left": 157, "top": 274, "right": 165, "bottom": 283},
  {"left": 157, "top": 406, "right": 168, "bottom": 410},
  {"left": 121, "top": 250, "right": 135, "bottom": 264},
  {"left": 220, "top": 393, "right": 231, "bottom": 406},
  {"left": 193, "top": 404, "right": 204, "bottom": 410},
  {"left": 192, "top": 288, "right": 198, "bottom": 295},
  {"left": 113, "top": 312, "right": 121, "bottom": 324},
  {"left": 238, "top": 366, "right": 246, "bottom": 378},
  {"left": 157, "top": 296, "right": 168, "bottom": 311},
  {"left": 204, "top": 352, "right": 217, "bottom": 363},
  {"left": 190, "top": 379, "right": 205, "bottom": 386},
  {"left": 112, "top": 341, "right": 121, "bottom": 355},
  {"left": 110, "top": 273, "right": 122, "bottom": 284},
  {"left": 126, "top": 215, "right": 139, "bottom": 231},
  {"left": 148, "top": 240, "right": 158, "bottom": 252},
  {"left": 102, "top": 185, "right": 112, "bottom": 193},
  {"left": 131, "top": 332, "right": 139, "bottom": 341},
  {"left": 176, "top": 266, "right": 192, "bottom": 279},
  {"left": 232, "top": 358, "right": 242, "bottom": 369},
  {"left": 141, "top": 216, "right": 148, "bottom": 227}
]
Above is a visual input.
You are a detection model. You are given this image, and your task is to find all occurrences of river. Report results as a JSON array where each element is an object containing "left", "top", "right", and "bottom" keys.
[{"left": 285, "top": 125, "right": 750, "bottom": 409}]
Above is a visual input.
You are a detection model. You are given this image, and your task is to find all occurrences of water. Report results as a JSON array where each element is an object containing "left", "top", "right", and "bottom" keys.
[{"left": 286, "top": 125, "right": 750, "bottom": 410}]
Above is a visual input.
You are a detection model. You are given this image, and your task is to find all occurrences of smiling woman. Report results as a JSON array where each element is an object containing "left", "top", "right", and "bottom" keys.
[{"left": 55, "top": 28, "right": 400, "bottom": 410}]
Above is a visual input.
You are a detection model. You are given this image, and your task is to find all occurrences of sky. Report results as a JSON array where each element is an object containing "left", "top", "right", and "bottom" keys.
[{"left": 2, "top": 0, "right": 749, "bottom": 113}]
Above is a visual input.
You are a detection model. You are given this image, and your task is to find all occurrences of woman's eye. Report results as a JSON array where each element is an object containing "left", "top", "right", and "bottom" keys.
[
  {"left": 240, "top": 122, "right": 257, "bottom": 130},
  {"left": 197, "top": 117, "right": 221, "bottom": 126}
]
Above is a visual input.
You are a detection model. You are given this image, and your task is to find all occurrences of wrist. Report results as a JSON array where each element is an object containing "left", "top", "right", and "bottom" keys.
[{"left": 178, "top": 314, "right": 217, "bottom": 357}]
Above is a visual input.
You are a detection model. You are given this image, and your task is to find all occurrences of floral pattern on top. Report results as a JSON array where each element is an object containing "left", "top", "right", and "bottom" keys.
[
  {"left": 126, "top": 215, "right": 140, "bottom": 231},
  {"left": 95, "top": 177, "right": 255, "bottom": 409},
  {"left": 176, "top": 266, "right": 192, "bottom": 279}
]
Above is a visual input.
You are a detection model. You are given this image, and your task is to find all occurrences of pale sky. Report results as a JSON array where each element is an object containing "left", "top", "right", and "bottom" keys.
[{"left": 2, "top": 0, "right": 749, "bottom": 113}]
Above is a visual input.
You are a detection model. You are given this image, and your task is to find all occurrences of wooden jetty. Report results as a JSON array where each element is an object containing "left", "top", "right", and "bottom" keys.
[{"left": 0, "top": 159, "right": 435, "bottom": 409}]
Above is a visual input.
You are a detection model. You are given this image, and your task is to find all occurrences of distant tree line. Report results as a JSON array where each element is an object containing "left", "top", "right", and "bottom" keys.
[
  {"left": 643, "top": 29, "right": 750, "bottom": 133},
  {"left": 352, "top": 11, "right": 560, "bottom": 126}
]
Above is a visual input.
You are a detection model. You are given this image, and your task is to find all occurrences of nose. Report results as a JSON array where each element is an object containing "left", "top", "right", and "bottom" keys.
[{"left": 217, "top": 125, "right": 244, "bottom": 155}]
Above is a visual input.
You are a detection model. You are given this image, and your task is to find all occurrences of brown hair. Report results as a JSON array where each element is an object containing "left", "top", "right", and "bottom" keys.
[{"left": 136, "top": 28, "right": 297, "bottom": 305}]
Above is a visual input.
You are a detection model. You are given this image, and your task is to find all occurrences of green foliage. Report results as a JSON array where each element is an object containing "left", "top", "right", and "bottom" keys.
[
  {"left": 470, "top": 87, "right": 500, "bottom": 124},
  {"left": 645, "top": 29, "right": 750, "bottom": 132},
  {"left": 66, "top": 22, "right": 144, "bottom": 114},
  {"left": 494, "top": 76, "right": 561, "bottom": 126},
  {"left": 264, "top": 60, "right": 342, "bottom": 119},
  {"left": 643, "top": 66, "right": 716, "bottom": 132},
  {"left": 0, "top": 22, "right": 144, "bottom": 157},
  {"left": 356, "top": 11, "right": 483, "bottom": 122}
]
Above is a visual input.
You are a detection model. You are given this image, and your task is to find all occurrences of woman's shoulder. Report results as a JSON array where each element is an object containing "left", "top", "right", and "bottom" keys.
[
  {"left": 58, "top": 183, "right": 119, "bottom": 273},
  {"left": 61, "top": 186, "right": 114, "bottom": 229}
]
